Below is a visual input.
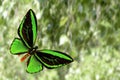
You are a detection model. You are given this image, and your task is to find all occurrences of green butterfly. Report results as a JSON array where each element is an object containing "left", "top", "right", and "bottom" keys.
[{"left": 10, "top": 9, "right": 73, "bottom": 73}]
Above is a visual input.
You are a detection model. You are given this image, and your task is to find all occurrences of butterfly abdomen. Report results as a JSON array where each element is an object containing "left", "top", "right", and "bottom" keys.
[
  {"left": 21, "top": 46, "right": 38, "bottom": 62},
  {"left": 21, "top": 53, "right": 30, "bottom": 62}
]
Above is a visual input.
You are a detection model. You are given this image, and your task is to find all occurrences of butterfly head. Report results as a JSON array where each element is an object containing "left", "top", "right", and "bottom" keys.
[{"left": 29, "top": 46, "right": 38, "bottom": 55}]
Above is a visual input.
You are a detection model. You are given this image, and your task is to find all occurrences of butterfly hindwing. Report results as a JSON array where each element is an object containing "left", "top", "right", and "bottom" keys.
[
  {"left": 18, "top": 9, "right": 37, "bottom": 48},
  {"left": 10, "top": 38, "right": 28, "bottom": 54},
  {"left": 35, "top": 49, "right": 73, "bottom": 69},
  {"left": 27, "top": 55, "right": 43, "bottom": 73}
]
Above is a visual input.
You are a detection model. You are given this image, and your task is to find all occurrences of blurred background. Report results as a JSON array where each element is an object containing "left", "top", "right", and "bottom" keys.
[{"left": 0, "top": 0, "right": 120, "bottom": 80}]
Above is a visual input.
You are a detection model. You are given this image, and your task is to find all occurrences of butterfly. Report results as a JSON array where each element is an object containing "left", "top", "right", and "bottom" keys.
[{"left": 10, "top": 9, "right": 73, "bottom": 73}]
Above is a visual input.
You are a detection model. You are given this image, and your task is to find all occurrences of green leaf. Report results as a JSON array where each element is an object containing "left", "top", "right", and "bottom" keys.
[{"left": 59, "top": 17, "right": 68, "bottom": 27}]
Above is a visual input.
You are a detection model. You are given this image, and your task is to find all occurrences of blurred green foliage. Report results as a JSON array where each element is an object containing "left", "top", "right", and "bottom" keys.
[{"left": 0, "top": 0, "right": 120, "bottom": 80}]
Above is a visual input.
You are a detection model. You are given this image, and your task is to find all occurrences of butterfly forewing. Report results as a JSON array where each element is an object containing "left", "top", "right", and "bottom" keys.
[
  {"left": 35, "top": 50, "right": 73, "bottom": 69},
  {"left": 18, "top": 9, "right": 37, "bottom": 48}
]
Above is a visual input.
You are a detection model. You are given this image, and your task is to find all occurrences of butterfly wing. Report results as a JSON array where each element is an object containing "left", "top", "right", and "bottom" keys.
[
  {"left": 26, "top": 55, "right": 43, "bottom": 73},
  {"left": 35, "top": 49, "right": 73, "bottom": 69},
  {"left": 18, "top": 9, "right": 37, "bottom": 48},
  {"left": 10, "top": 38, "right": 28, "bottom": 54}
]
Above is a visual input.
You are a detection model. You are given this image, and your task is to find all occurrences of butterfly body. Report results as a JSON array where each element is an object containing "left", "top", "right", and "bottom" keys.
[
  {"left": 28, "top": 46, "right": 38, "bottom": 55},
  {"left": 20, "top": 46, "right": 38, "bottom": 62},
  {"left": 10, "top": 9, "right": 73, "bottom": 73}
]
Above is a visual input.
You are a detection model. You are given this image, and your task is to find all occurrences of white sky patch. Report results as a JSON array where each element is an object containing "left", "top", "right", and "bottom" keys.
[{"left": 59, "top": 35, "right": 69, "bottom": 46}]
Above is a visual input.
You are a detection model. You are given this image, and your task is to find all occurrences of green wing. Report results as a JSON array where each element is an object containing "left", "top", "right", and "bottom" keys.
[
  {"left": 26, "top": 55, "right": 43, "bottom": 73},
  {"left": 18, "top": 9, "right": 37, "bottom": 48},
  {"left": 10, "top": 38, "right": 28, "bottom": 54},
  {"left": 35, "top": 49, "right": 73, "bottom": 69}
]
